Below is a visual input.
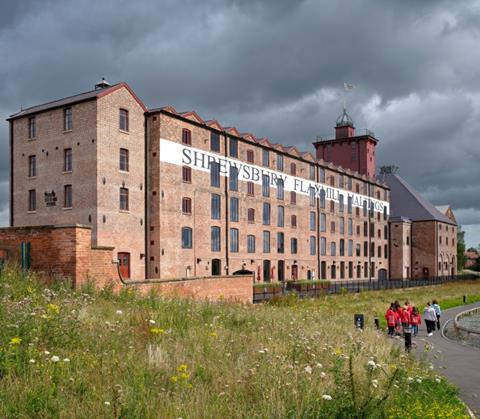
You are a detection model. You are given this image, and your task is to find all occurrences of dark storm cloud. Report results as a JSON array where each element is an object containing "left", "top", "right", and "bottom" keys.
[{"left": 1, "top": 0, "right": 480, "bottom": 246}]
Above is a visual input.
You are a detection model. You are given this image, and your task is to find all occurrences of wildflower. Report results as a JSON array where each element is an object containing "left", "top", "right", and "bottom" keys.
[
  {"left": 9, "top": 336, "right": 22, "bottom": 345},
  {"left": 304, "top": 365, "right": 313, "bottom": 374},
  {"left": 116, "top": 310, "right": 123, "bottom": 315},
  {"left": 44, "top": 351, "right": 50, "bottom": 355},
  {"left": 177, "top": 364, "right": 188, "bottom": 373},
  {"left": 320, "top": 372, "right": 326, "bottom": 378},
  {"left": 316, "top": 363, "right": 323, "bottom": 368},
  {"left": 47, "top": 304, "right": 60, "bottom": 315},
  {"left": 372, "top": 379, "right": 378, "bottom": 388},
  {"left": 429, "top": 364, "right": 434, "bottom": 370},
  {"left": 29, "top": 359, "right": 35, "bottom": 364},
  {"left": 435, "top": 378, "right": 441, "bottom": 383},
  {"left": 170, "top": 375, "right": 178, "bottom": 383},
  {"left": 209, "top": 331, "right": 218, "bottom": 338},
  {"left": 367, "top": 359, "right": 377, "bottom": 369},
  {"left": 51, "top": 355, "right": 60, "bottom": 363},
  {"left": 104, "top": 401, "right": 111, "bottom": 406},
  {"left": 149, "top": 319, "right": 156, "bottom": 324},
  {"left": 416, "top": 378, "right": 422, "bottom": 384},
  {"left": 407, "top": 377, "right": 414, "bottom": 383},
  {"left": 258, "top": 350, "right": 265, "bottom": 354},
  {"left": 63, "top": 358, "right": 70, "bottom": 363},
  {"left": 150, "top": 327, "right": 165, "bottom": 335},
  {"left": 322, "top": 394, "right": 333, "bottom": 401}
]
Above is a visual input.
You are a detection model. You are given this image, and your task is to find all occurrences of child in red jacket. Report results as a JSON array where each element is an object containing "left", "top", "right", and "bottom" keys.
[
  {"left": 411, "top": 307, "right": 421, "bottom": 337},
  {"left": 385, "top": 303, "right": 396, "bottom": 337}
]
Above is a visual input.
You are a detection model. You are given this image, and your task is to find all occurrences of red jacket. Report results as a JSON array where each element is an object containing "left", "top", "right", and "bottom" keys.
[
  {"left": 411, "top": 313, "right": 421, "bottom": 325},
  {"left": 406, "top": 305, "right": 413, "bottom": 314},
  {"left": 385, "top": 309, "right": 396, "bottom": 327},
  {"left": 401, "top": 309, "right": 411, "bottom": 325}
]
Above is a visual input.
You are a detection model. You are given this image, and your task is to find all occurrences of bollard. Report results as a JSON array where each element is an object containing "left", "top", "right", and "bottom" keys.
[
  {"left": 404, "top": 325, "right": 412, "bottom": 352},
  {"left": 463, "top": 295, "right": 466, "bottom": 304},
  {"left": 374, "top": 317, "right": 379, "bottom": 329},
  {"left": 354, "top": 314, "right": 364, "bottom": 330}
]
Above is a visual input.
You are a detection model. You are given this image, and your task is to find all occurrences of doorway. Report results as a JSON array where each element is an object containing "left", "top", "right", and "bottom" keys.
[
  {"left": 117, "top": 252, "right": 130, "bottom": 279},
  {"left": 321, "top": 261, "right": 326, "bottom": 280},
  {"left": 291, "top": 264, "right": 299, "bottom": 280},
  {"left": 278, "top": 260, "right": 285, "bottom": 282},
  {"left": 212, "top": 259, "right": 221, "bottom": 276},
  {"left": 378, "top": 268, "right": 387, "bottom": 280},
  {"left": 263, "top": 260, "right": 271, "bottom": 282},
  {"left": 422, "top": 267, "right": 429, "bottom": 279}
]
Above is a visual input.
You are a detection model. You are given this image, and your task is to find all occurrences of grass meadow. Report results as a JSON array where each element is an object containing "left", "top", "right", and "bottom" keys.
[{"left": 1, "top": 265, "right": 479, "bottom": 418}]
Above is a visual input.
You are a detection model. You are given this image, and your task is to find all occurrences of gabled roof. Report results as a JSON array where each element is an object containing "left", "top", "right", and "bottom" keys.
[
  {"left": 179, "top": 111, "right": 205, "bottom": 124},
  {"left": 8, "top": 82, "right": 147, "bottom": 120},
  {"left": 382, "top": 173, "right": 455, "bottom": 225}
]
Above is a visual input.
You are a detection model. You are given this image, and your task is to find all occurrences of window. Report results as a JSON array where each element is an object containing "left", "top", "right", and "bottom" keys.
[
  {"left": 348, "top": 240, "right": 353, "bottom": 256},
  {"left": 309, "top": 187, "right": 315, "bottom": 206},
  {"left": 370, "top": 242, "right": 375, "bottom": 257},
  {"left": 378, "top": 246, "right": 382, "bottom": 258},
  {"left": 363, "top": 221, "right": 368, "bottom": 237},
  {"left": 230, "top": 228, "right": 239, "bottom": 252},
  {"left": 28, "top": 189, "right": 36, "bottom": 211},
  {"left": 211, "top": 227, "right": 221, "bottom": 251},
  {"left": 277, "top": 178, "right": 284, "bottom": 200},
  {"left": 262, "top": 149, "right": 269, "bottom": 167},
  {"left": 363, "top": 200, "right": 367, "bottom": 217},
  {"left": 310, "top": 165, "right": 315, "bottom": 180},
  {"left": 291, "top": 238, "right": 298, "bottom": 254},
  {"left": 277, "top": 206, "right": 285, "bottom": 227},
  {"left": 348, "top": 218, "right": 353, "bottom": 235},
  {"left": 263, "top": 231, "right": 270, "bottom": 253},
  {"left": 63, "top": 107, "right": 73, "bottom": 131},
  {"left": 319, "top": 168, "right": 325, "bottom": 183},
  {"left": 211, "top": 194, "right": 221, "bottom": 219},
  {"left": 230, "top": 197, "right": 239, "bottom": 222},
  {"left": 182, "top": 166, "right": 192, "bottom": 183},
  {"left": 120, "top": 188, "right": 129, "bottom": 211},
  {"left": 182, "top": 227, "right": 192, "bottom": 249},
  {"left": 356, "top": 243, "right": 361, "bottom": 257},
  {"left": 384, "top": 244, "right": 388, "bottom": 259},
  {"left": 247, "top": 208, "right": 255, "bottom": 223},
  {"left": 28, "top": 117, "right": 36, "bottom": 139},
  {"left": 347, "top": 177, "right": 352, "bottom": 190},
  {"left": 210, "top": 162, "right": 220, "bottom": 187},
  {"left": 349, "top": 261, "right": 353, "bottom": 278},
  {"left": 277, "top": 232, "right": 284, "bottom": 253},
  {"left": 326, "top": 145, "right": 332, "bottom": 161},
  {"left": 331, "top": 221, "right": 335, "bottom": 233},
  {"left": 351, "top": 143, "right": 357, "bottom": 162},
  {"left": 210, "top": 132, "right": 220, "bottom": 152},
  {"left": 119, "top": 148, "right": 128, "bottom": 172},
  {"left": 339, "top": 194, "right": 344, "bottom": 213},
  {"left": 263, "top": 203, "right": 270, "bottom": 225},
  {"left": 290, "top": 163, "right": 296, "bottom": 176},
  {"left": 64, "top": 184, "right": 73, "bottom": 208},
  {"left": 307, "top": 236, "right": 314, "bottom": 255},
  {"left": 320, "top": 213, "right": 326, "bottom": 232},
  {"left": 119, "top": 109, "right": 129, "bottom": 131},
  {"left": 340, "top": 217, "right": 345, "bottom": 234},
  {"left": 182, "top": 128, "right": 191, "bottom": 145},
  {"left": 290, "top": 191, "right": 296, "bottom": 205},
  {"left": 331, "top": 264, "right": 336, "bottom": 279},
  {"left": 182, "top": 197, "right": 192, "bottom": 214},
  {"left": 291, "top": 214, "right": 297, "bottom": 228},
  {"left": 262, "top": 174, "right": 270, "bottom": 197},
  {"left": 365, "top": 261, "right": 369, "bottom": 277},
  {"left": 310, "top": 211, "right": 316, "bottom": 231},
  {"left": 229, "top": 137, "right": 238, "bottom": 157},
  {"left": 339, "top": 239, "right": 345, "bottom": 256},
  {"left": 247, "top": 181, "right": 255, "bottom": 196},
  {"left": 320, "top": 189, "right": 325, "bottom": 208},
  {"left": 383, "top": 206, "right": 388, "bottom": 220},
  {"left": 330, "top": 241, "right": 336, "bottom": 256},
  {"left": 246, "top": 149, "right": 254, "bottom": 163},
  {"left": 229, "top": 166, "right": 238, "bottom": 191},
  {"left": 338, "top": 174, "right": 344, "bottom": 189},
  {"left": 28, "top": 155, "right": 36, "bottom": 177},
  {"left": 321, "top": 237, "right": 326, "bottom": 255},
  {"left": 277, "top": 154, "right": 284, "bottom": 171},
  {"left": 330, "top": 200, "right": 335, "bottom": 213},
  {"left": 247, "top": 235, "right": 256, "bottom": 253},
  {"left": 364, "top": 241, "right": 368, "bottom": 257},
  {"left": 348, "top": 196, "right": 352, "bottom": 214}
]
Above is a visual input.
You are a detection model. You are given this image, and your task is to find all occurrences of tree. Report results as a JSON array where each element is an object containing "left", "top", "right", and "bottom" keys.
[{"left": 457, "top": 226, "right": 466, "bottom": 271}]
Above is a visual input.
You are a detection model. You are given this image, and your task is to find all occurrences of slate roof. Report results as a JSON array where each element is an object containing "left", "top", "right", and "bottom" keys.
[{"left": 382, "top": 173, "right": 455, "bottom": 225}]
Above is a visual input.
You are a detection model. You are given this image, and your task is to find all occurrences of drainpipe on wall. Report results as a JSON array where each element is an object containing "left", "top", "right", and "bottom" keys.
[
  {"left": 144, "top": 114, "right": 148, "bottom": 280},
  {"left": 368, "top": 182, "right": 372, "bottom": 282},
  {"left": 224, "top": 133, "right": 229, "bottom": 275},
  {"left": 316, "top": 165, "right": 321, "bottom": 280},
  {"left": 9, "top": 120, "right": 14, "bottom": 227}
]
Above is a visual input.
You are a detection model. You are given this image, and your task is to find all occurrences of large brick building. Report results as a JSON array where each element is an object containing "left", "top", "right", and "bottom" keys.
[{"left": 5, "top": 80, "right": 454, "bottom": 284}]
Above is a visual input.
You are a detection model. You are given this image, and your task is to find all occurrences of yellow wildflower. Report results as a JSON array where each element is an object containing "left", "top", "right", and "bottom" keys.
[
  {"left": 47, "top": 304, "right": 60, "bottom": 315},
  {"left": 9, "top": 336, "right": 22, "bottom": 345},
  {"left": 169, "top": 375, "right": 178, "bottom": 383},
  {"left": 150, "top": 327, "right": 165, "bottom": 335},
  {"left": 177, "top": 364, "right": 188, "bottom": 373}
]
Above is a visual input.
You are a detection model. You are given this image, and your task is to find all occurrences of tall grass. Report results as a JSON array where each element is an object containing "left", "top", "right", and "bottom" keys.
[{"left": 0, "top": 265, "right": 476, "bottom": 418}]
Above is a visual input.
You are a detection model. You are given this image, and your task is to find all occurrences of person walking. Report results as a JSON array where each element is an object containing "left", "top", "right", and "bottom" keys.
[
  {"left": 411, "top": 307, "right": 421, "bottom": 337},
  {"left": 385, "top": 303, "right": 396, "bottom": 337},
  {"left": 423, "top": 302, "right": 437, "bottom": 336},
  {"left": 432, "top": 299, "right": 442, "bottom": 331}
]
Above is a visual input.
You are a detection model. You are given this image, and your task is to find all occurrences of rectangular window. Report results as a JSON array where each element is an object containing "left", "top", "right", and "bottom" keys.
[
  {"left": 120, "top": 188, "right": 129, "bottom": 211},
  {"left": 309, "top": 187, "right": 315, "bottom": 206},
  {"left": 28, "top": 155, "right": 36, "bottom": 177},
  {"left": 348, "top": 240, "right": 353, "bottom": 256},
  {"left": 309, "top": 165, "right": 315, "bottom": 180},
  {"left": 384, "top": 244, "right": 388, "bottom": 259},
  {"left": 370, "top": 242, "right": 375, "bottom": 258},
  {"left": 246, "top": 150, "right": 254, "bottom": 163},
  {"left": 262, "top": 203, "right": 270, "bottom": 225},
  {"left": 247, "top": 181, "right": 255, "bottom": 196},
  {"left": 320, "top": 189, "right": 325, "bottom": 208},
  {"left": 28, "top": 189, "right": 36, "bottom": 211},
  {"left": 263, "top": 231, "right": 270, "bottom": 253},
  {"left": 64, "top": 184, "right": 72, "bottom": 208},
  {"left": 310, "top": 211, "right": 316, "bottom": 231},
  {"left": 229, "top": 137, "right": 238, "bottom": 157},
  {"left": 320, "top": 213, "right": 326, "bottom": 232},
  {"left": 349, "top": 261, "right": 353, "bottom": 278},
  {"left": 384, "top": 206, "right": 388, "bottom": 221},
  {"left": 230, "top": 228, "right": 239, "bottom": 252},
  {"left": 182, "top": 166, "right": 192, "bottom": 183},
  {"left": 338, "top": 174, "right": 344, "bottom": 189},
  {"left": 210, "top": 132, "right": 220, "bottom": 152},
  {"left": 182, "top": 197, "right": 192, "bottom": 214},
  {"left": 339, "top": 217, "right": 344, "bottom": 234},
  {"left": 378, "top": 246, "right": 382, "bottom": 259},
  {"left": 330, "top": 241, "right": 336, "bottom": 256},
  {"left": 348, "top": 218, "right": 353, "bottom": 235},
  {"left": 277, "top": 206, "right": 285, "bottom": 227},
  {"left": 277, "top": 232, "right": 284, "bottom": 253},
  {"left": 119, "top": 109, "right": 129, "bottom": 131},
  {"left": 356, "top": 243, "right": 361, "bottom": 257},
  {"left": 363, "top": 221, "right": 368, "bottom": 237},
  {"left": 262, "top": 174, "right": 270, "bottom": 197},
  {"left": 182, "top": 128, "right": 192, "bottom": 145},
  {"left": 262, "top": 149, "right": 269, "bottom": 167},
  {"left": 119, "top": 148, "right": 128, "bottom": 172},
  {"left": 331, "top": 221, "right": 335, "bottom": 233},
  {"left": 211, "top": 194, "right": 221, "bottom": 219},
  {"left": 339, "top": 194, "right": 344, "bottom": 213},
  {"left": 340, "top": 262, "right": 345, "bottom": 279},
  {"left": 210, "top": 162, "right": 220, "bottom": 187},
  {"left": 363, "top": 200, "right": 367, "bottom": 217},
  {"left": 211, "top": 226, "right": 221, "bottom": 251},
  {"left": 347, "top": 177, "right": 352, "bottom": 190},
  {"left": 247, "top": 208, "right": 255, "bottom": 223},
  {"left": 330, "top": 200, "right": 335, "bottom": 213},
  {"left": 277, "top": 178, "right": 284, "bottom": 200},
  {"left": 64, "top": 148, "right": 73, "bottom": 172},
  {"left": 321, "top": 237, "right": 326, "bottom": 256},
  {"left": 247, "top": 235, "right": 256, "bottom": 253},
  {"left": 319, "top": 168, "right": 325, "bottom": 183},
  {"left": 384, "top": 225, "right": 388, "bottom": 239},
  {"left": 364, "top": 241, "right": 368, "bottom": 257},
  {"left": 339, "top": 239, "right": 345, "bottom": 256},
  {"left": 290, "top": 163, "right": 296, "bottom": 176},
  {"left": 348, "top": 196, "right": 352, "bottom": 214},
  {"left": 291, "top": 214, "right": 297, "bottom": 228},
  {"left": 310, "top": 236, "right": 316, "bottom": 255},
  {"left": 63, "top": 107, "right": 72, "bottom": 131},
  {"left": 182, "top": 227, "right": 192, "bottom": 249},
  {"left": 277, "top": 154, "right": 284, "bottom": 171},
  {"left": 290, "top": 191, "right": 296, "bottom": 205},
  {"left": 230, "top": 197, "right": 239, "bottom": 222},
  {"left": 291, "top": 238, "right": 298, "bottom": 254},
  {"left": 365, "top": 261, "right": 369, "bottom": 277},
  {"left": 229, "top": 166, "right": 238, "bottom": 191},
  {"left": 28, "top": 117, "right": 36, "bottom": 139}
]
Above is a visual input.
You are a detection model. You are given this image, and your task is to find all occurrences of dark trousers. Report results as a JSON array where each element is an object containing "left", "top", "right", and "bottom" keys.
[
  {"left": 388, "top": 326, "right": 395, "bottom": 336},
  {"left": 425, "top": 320, "right": 435, "bottom": 334},
  {"left": 436, "top": 314, "right": 441, "bottom": 330}
]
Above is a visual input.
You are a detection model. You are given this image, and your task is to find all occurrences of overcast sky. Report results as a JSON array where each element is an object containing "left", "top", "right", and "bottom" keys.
[{"left": 1, "top": 0, "right": 479, "bottom": 248}]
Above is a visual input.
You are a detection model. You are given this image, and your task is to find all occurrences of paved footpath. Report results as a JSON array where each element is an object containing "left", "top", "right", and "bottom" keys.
[{"left": 410, "top": 302, "right": 480, "bottom": 416}]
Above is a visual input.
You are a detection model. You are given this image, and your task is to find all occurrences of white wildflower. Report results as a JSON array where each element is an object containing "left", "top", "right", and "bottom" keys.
[
  {"left": 316, "top": 363, "right": 323, "bottom": 368},
  {"left": 63, "top": 358, "right": 70, "bottom": 363},
  {"left": 258, "top": 350, "right": 265, "bottom": 354},
  {"left": 435, "top": 378, "right": 441, "bottom": 383},
  {"left": 51, "top": 355, "right": 60, "bottom": 363},
  {"left": 44, "top": 351, "right": 50, "bottom": 355},
  {"left": 149, "top": 319, "right": 156, "bottom": 324},
  {"left": 367, "top": 359, "right": 376, "bottom": 369},
  {"left": 407, "top": 377, "right": 414, "bottom": 383},
  {"left": 322, "top": 394, "right": 332, "bottom": 401},
  {"left": 304, "top": 365, "right": 313, "bottom": 374},
  {"left": 29, "top": 359, "right": 35, "bottom": 364},
  {"left": 116, "top": 310, "right": 123, "bottom": 315},
  {"left": 104, "top": 401, "right": 111, "bottom": 406},
  {"left": 372, "top": 379, "right": 378, "bottom": 388},
  {"left": 320, "top": 372, "right": 326, "bottom": 378},
  {"left": 416, "top": 378, "right": 422, "bottom": 384}
]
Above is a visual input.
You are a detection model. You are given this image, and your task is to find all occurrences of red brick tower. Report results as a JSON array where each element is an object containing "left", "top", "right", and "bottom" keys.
[{"left": 313, "top": 107, "right": 378, "bottom": 179}]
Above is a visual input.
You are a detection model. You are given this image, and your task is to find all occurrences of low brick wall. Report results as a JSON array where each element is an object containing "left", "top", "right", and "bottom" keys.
[{"left": 126, "top": 275, "right": 253, "bottom": 304}]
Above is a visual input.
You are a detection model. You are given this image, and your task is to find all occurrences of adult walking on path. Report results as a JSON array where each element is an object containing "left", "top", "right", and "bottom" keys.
[{"left": 412, "top": 302, "right": 480, "bottom": 416}]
